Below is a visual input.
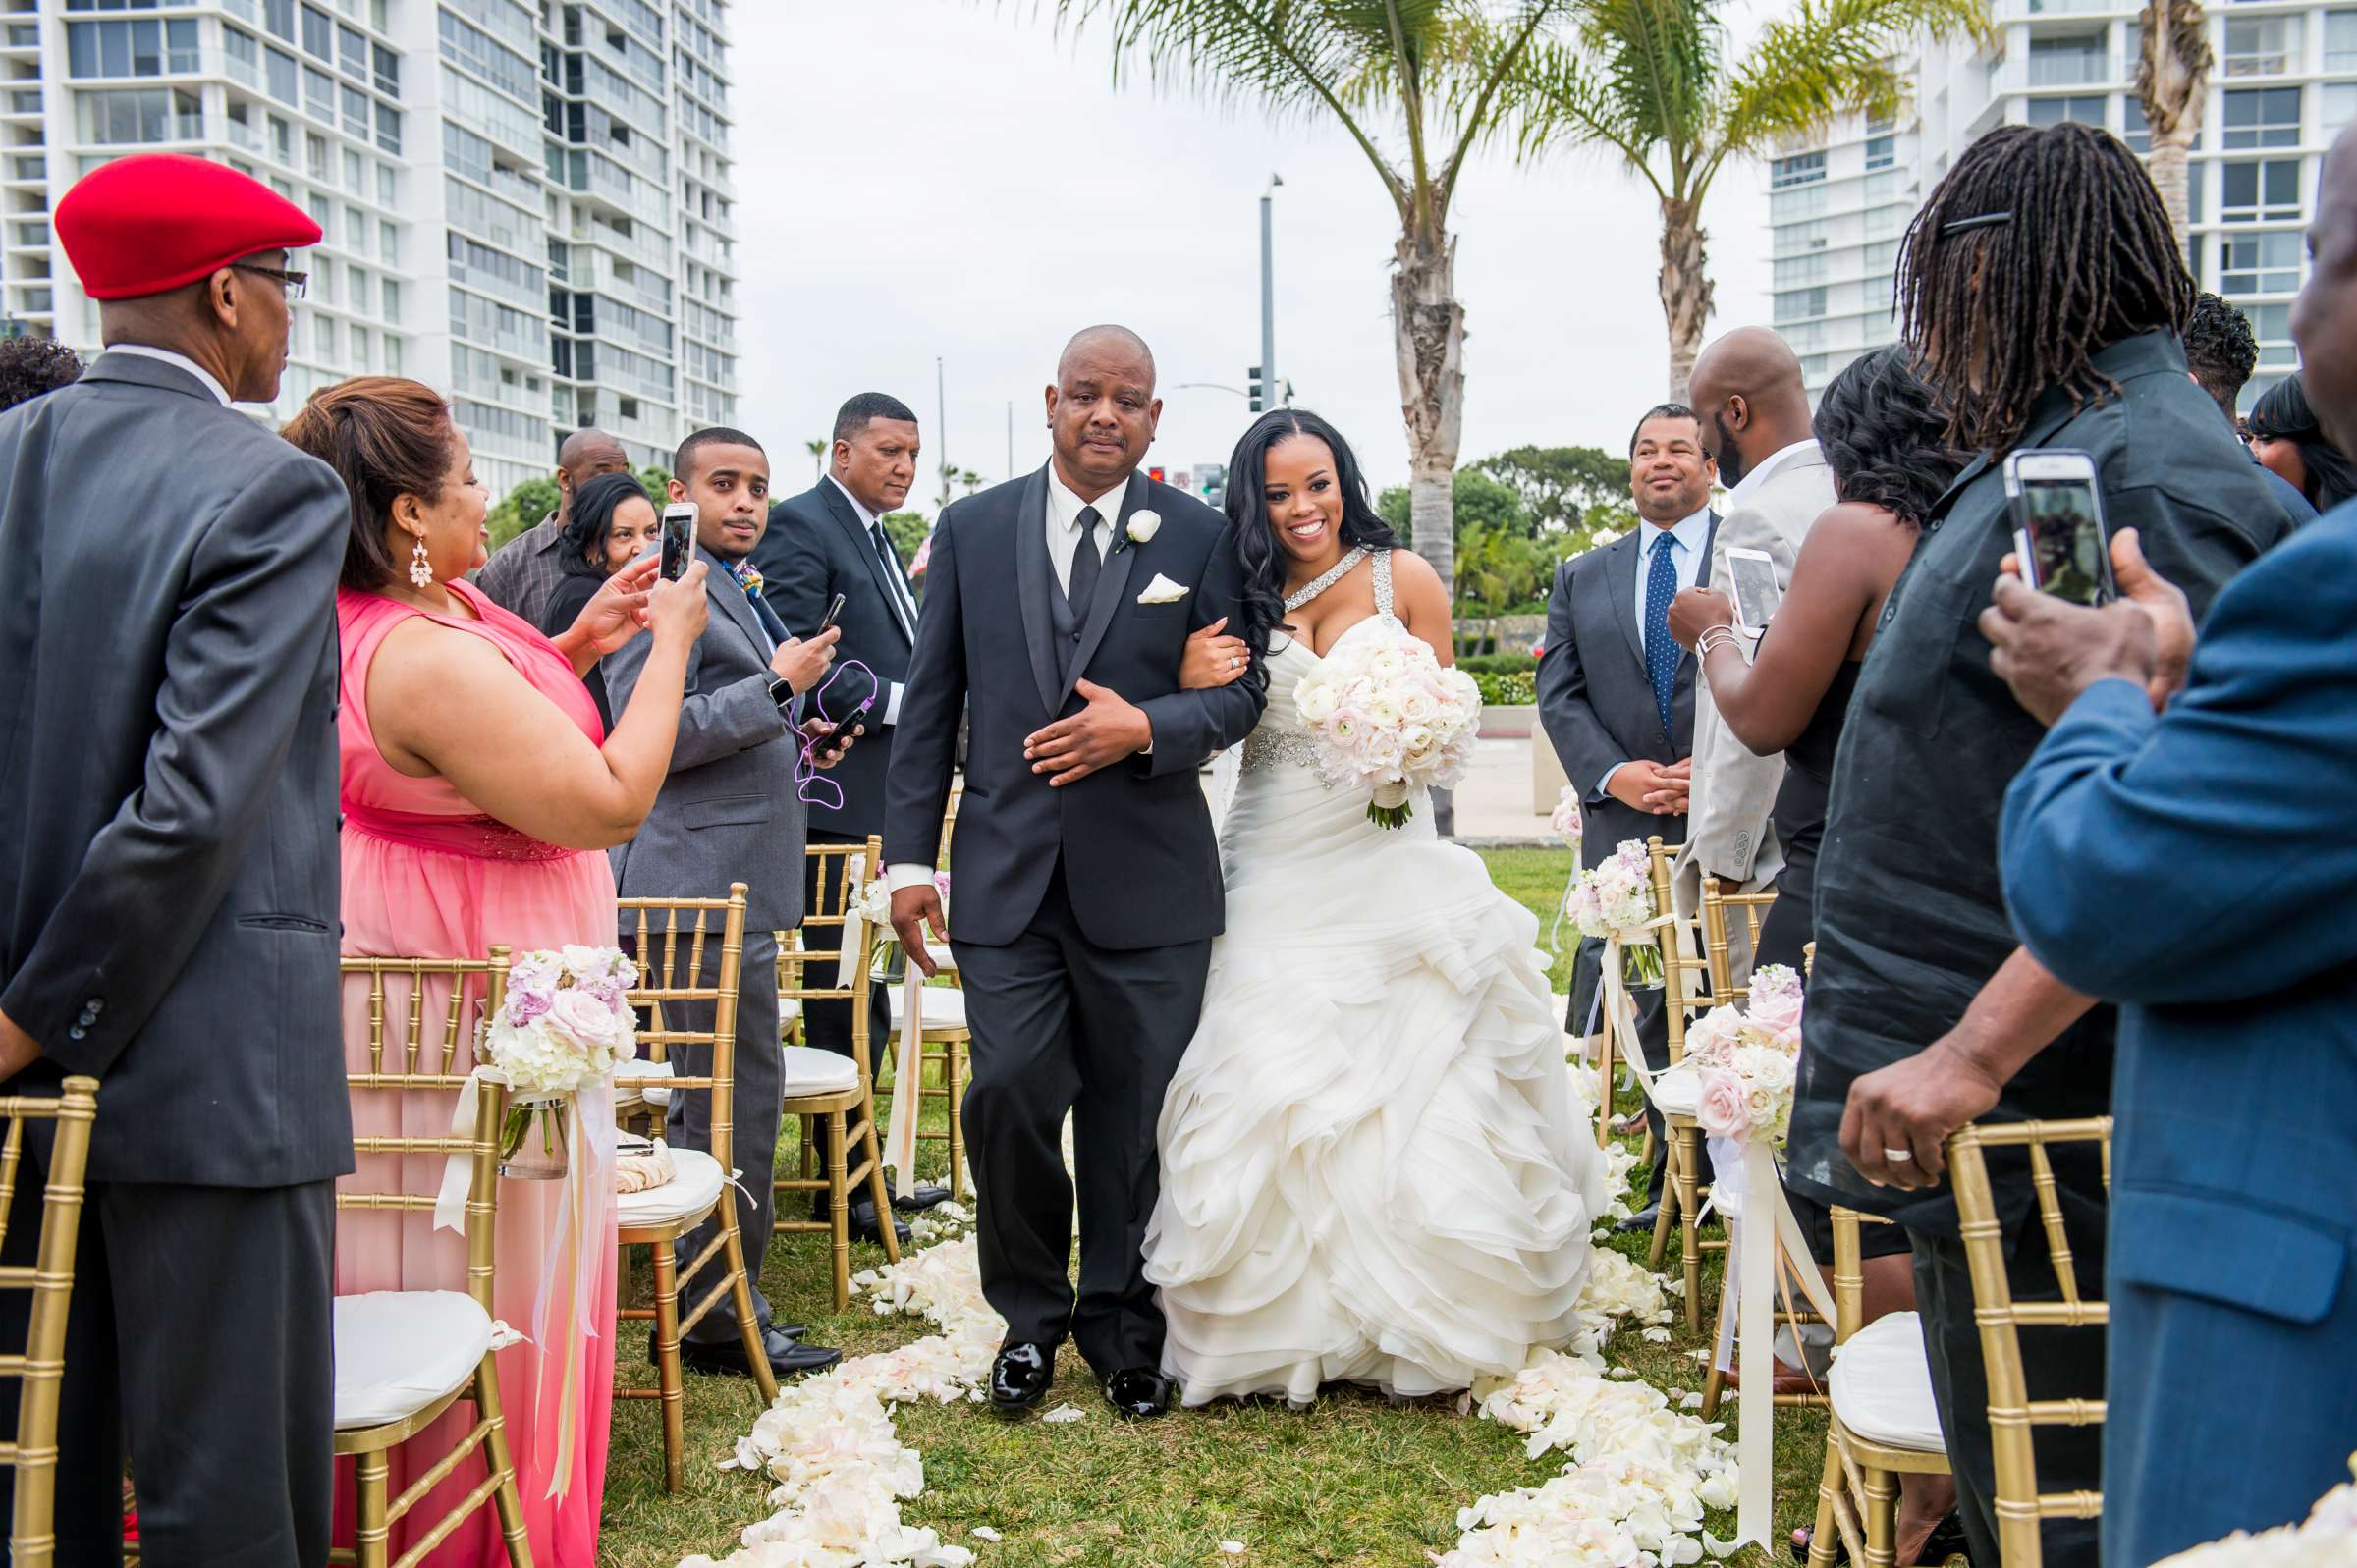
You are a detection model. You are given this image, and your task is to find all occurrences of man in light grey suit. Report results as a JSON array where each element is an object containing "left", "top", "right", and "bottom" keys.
[
  {"left": 1676, "top": 328, "right": 1836, "bottom": 911},
  {"left": 0, "top": 156, "right": 346, "bottom": 1564},
  {"left": 603, "top": 426, "right": 845, "bottom": 1379}
]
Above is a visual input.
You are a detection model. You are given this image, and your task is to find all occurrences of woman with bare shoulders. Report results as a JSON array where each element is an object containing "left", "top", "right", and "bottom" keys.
[{"left": 1139, "top": 409, "right": 1606, "bottom": 1407}]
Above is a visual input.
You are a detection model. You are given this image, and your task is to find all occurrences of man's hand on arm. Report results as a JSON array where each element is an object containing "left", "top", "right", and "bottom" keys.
[
  {"left": 1024, "top": 679, "right": 1152, "bottom": 786},
  {"left": 1981, "top": 527, "right": 2196, "bottom": 724},
  {"left": 1839, "top": 947, "right": 2096, "bottom": 1190},
  {"left": 1605, "top": 759, "right": 1690, "bottom": 816},
  {"left": 0, "top": 1007, "right": 40, "bottom": 1085}
]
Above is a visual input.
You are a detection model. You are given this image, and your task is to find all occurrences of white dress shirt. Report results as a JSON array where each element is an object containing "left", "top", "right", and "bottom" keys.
[
  {"left": 825, "top": 473, "right": 917, "bottom": 725},
  {"left": 1720, "top": 438, "right": 1821, "bottom": 515},
  {"left": 1600, "top": 505, "right": 1714, "bottom": 799},
  {"left": 108, "top": 344, "right": 232, "bottom": 406}
]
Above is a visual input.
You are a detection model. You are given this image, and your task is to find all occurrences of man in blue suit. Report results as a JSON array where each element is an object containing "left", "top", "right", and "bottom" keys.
[{"left": 1981, "top": 126, "right": 2357, "bottom": 1568}]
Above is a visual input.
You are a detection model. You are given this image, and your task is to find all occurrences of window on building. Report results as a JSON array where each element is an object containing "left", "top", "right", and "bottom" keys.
[
  {"left": 1774, "top": 218, "right": 1831, "bottom": 256},
  {"left": 1771, "top": 184, "right": 1829, "bottom": 224},
  {"left": 269, "top": 114, "right": 292, "bottom": 164},
  {"left": 1771, "top": 150, "right": 1826, "bottom": 189},
  {"left": 2220, "top": 228, "right": 2303, "bottom": 294},
  {"left": 301, "top": 3, "right": 331, "bottom": 61},
  {"left": 2026, "top": 93, "right": 2108, "bottom": 130},
  {"left": 379, "top": 277, "right": 401, "bottom": 323},
  {"left": 378, "top": 217, "right": 398, "bottom": 264},
  {"left": 76, "top": 86, "right": 198, "bottom": 144},
  {"left": 2247, "top": 302, "right": 2296, "bottom": 371},
  {"left": 266, "top": 45, "right": 298, "bottom": 105},
  {"left": 377, "top": 162, "right": 395, "bottom": 205},
  {"left": 339, "top": 146, "right": 360, "bottom": 193},
  {"left": 338, "top": 22, "right": 366, "bottom": 79},
  {"left": 313, "top": 313, "right": 336, "bottom": 359},
  {"left": 1864, "top": 239, "right": 1900, "bottom": 272},
  {"left": 2122, "top": 96, "right": 2151, "bottom": 153},
  {"left": 345, "top": 205, "right": 365, "bottom": 249},
  {"left": 2329, "top": 11, "right": 2357, "bottom": 72},
  {"left": 1865, "top": 134, "right": 1895, "bottom": 170},
  {"left": 2221, "top": 158, "right": 2302, "bottom": 221},
  {"left": 224, "top": 26, "right": 259, "bottom": 82},
  {"left": 263, "top": 0, "right": 296, "bottom": 41},
  {"left": 384, "top": 334, "right": 402, "bottom": 374},
  {"left": 341, "top": 82, "right": 369, "bottom": 138},
  {"left": 2222, "top": 87, "right": 2302, "bottom": 148},
  {"left": 2328, "top": 81, "right": 2357, "bottom": 132},
  {"left": 65, "top": 18, "right": 200, "bottom": 78},
  {"left": 1773, "top": 251, "right": 1829, "bottom": 289},
  {"left": 1774, "top": 286, "right": 1829, "bottom": 324},
  {"left": 2027, "top": 31, "right": 2107, "bottom": 88},
  {"left": 349, "top": 266, "right": 368, "bottom": 313},
  {"left": 2223, "top": 14, "right": 2301, "bottom": 76},
  {"left": 372, "top": 42, "right": 399, "bottom": 94},
  {"left": 302, "top": 63, "right": 333, "bottom": 118},
  {"left": 375, "top": 99, "right": 401, "bottom": 154},
  {"left": 1863, "top": 171, "right": 1902, "bottom": 205}
]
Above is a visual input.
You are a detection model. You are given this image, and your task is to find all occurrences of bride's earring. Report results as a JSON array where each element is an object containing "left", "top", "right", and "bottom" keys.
[{"left": 408, "top": 532, "right": 432, "bottom": 589}]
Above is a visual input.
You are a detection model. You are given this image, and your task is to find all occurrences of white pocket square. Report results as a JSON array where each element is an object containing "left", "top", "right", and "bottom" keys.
[{"left": 1135, "top": 573, "right": 1190, "bottom": 605}]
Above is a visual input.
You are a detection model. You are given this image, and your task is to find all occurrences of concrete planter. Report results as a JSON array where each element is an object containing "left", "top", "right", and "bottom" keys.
[{"left": 1479, "top": 702, "right": 1536, "bottom": 739}]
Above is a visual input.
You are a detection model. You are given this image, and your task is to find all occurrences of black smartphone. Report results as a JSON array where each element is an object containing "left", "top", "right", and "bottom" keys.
[
  {"left": 818, "top": 591, "right": 847, "bottom": 632},
  {"left": 807, "top": 696, "right": 872, "bottom": 760},
  {"left": 658, "top": 502, "right": 697, "bottom": 582},
  {"left": 2004, "top": 449, "right": 2115, "bottom": 606}
]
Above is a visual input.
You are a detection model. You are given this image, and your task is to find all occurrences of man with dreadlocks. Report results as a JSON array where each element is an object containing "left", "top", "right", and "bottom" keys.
[{"left": 1779, "top": 122, "right": 2300, "bottom": 1568}]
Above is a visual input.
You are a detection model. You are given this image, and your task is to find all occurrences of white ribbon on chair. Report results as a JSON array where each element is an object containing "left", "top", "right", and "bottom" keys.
[
  {"left": 885, "top": 971, "right": 925, "bottom": 1203},
  {"left": 1724, "top": 1140, "right": 1841, "bottom": 1552}
]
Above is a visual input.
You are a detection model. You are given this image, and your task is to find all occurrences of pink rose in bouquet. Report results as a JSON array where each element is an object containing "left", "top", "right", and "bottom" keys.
[{"left": 1289, "top": 622, "right": 1483, "bottom": 829}]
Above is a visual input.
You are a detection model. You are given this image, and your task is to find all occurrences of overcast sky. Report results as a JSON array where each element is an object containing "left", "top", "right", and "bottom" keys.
[{"left": 731, "top": 3, "right": 1776, "bottom": 505}]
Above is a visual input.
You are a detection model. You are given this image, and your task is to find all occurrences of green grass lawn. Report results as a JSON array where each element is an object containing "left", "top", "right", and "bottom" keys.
[{"left": 597, "top": 847, "right": 1821, "bottom": 1568}]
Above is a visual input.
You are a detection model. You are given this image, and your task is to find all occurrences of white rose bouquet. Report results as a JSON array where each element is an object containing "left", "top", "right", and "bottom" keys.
[
  {"left": 1687, "top": 964, "right": 1804, "bottom": 1148},
  {"left": 484, "top": 946, "right": 638, "bottom": 1164},
  {"left": 1562, "top": 838, "right": 1664, "bottom": 986},
  {"left": 1290, "top": 623, "right": 1483, "bottom": 829}
]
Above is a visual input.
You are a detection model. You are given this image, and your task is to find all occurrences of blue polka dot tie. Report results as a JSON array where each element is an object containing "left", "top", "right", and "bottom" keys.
[{"left": 1645, "top": 529, "right": 1679, "bottom": 737}]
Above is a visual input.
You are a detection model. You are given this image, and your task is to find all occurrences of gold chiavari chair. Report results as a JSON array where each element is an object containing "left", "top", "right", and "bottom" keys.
[
  {"left": 1949, "top": 1117, "right": 2113, "bottom": 1568},
  {"left": 613, "top": 886, "right": 778, "bottom": 1493},
  {"left": 1700, "top": 878, "right": 1780, "bottom": 1000},
  {"left": 778, "top": 838, "right": 902, "bottom": 1309},
  {"left": 335, "top": 952, "right": 529, "bottom": 1568},
  {"left": 0, "top": 1075, "right": 98, "bottom": 1568},
  {"left": 1808, "top": 1205, "right": 1950, "bottom": 1568},
  {"left": 1641, "top": 836, "right": 1722, "bottom": 1332}
]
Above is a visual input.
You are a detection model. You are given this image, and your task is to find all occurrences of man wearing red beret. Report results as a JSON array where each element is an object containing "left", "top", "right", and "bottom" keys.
[{"left": 0, "top": 152, "right": 349, "bottom": 1566}]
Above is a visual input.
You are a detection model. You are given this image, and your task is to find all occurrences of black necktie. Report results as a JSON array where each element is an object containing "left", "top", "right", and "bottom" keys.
[
  {"left": 870, "top": 521, "right": 915, "bottom": 634},
  {"left": 1067, "top": 505, "right": 1104, "bottom": 612}
]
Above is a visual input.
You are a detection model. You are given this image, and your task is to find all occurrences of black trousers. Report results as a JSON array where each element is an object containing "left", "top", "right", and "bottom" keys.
[
  {"left": 952, "top": 862, "right": 1209, "bottom": 1377},
  {"left": 0, "top": 1166, "right": 335, "bottom": 1568},
  {"left": 1570, "top": 937, "right": 1711, "bottom": 1207},
  {"left": 800, "top": 830, "right": 892, "bottom": 1209},
  {"left": 1909, "top": 1194, "right": 2108, "bottom": 1568}
]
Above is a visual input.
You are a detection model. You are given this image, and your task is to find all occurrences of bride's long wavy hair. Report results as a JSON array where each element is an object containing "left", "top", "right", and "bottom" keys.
[{"left": 1224, "top": 408, "right": 1399, "bottom": 653}]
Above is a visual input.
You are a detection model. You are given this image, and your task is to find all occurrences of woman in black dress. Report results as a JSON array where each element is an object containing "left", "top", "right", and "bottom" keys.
[
  {"left": 1667, "top": 348, "right": 1969, "bottom": 1565},
  {"left": 538, "top": 471, "right": 662, "bottom": 729}
]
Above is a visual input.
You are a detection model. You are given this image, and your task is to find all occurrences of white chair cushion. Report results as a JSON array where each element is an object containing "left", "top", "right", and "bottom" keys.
[
  {"left": 1830, "top": 1311, "right": 1946, "bottom": 1453},
  {"left": 781, "top": 998, "right": 803, "bottom": 1025},
  {"left": 905, "top": 986, "right": 967, "bottom": 1032},
  {"left": 780, "top": 1045, "right": 859, "bottom": 1099},
  {"left": 1650, "top": 1063, "right": 1700, "bottom": 1118},
  {"left": 616, "top": 1145, "right": 725, "bottom": 1229},
  {"left": 925, "top": 942, "right": 957, "bottom": 972},
  {"left": 333, "top": 1290, "right": 493, "bottom": 1431},
  {"left": 615, "top": 1056, "right": 672, "bottom": 1109}
]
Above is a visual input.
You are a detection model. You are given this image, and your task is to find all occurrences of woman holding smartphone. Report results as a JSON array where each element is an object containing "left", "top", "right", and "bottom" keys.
[
  {"left": 1668, "top": 346, "right": 1970, "bottom": 1568},
  {"left": 541, "top": 471, "right": 663, "bottom": 727}
]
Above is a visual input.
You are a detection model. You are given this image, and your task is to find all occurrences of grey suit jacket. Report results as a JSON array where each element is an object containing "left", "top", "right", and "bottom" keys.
[
  {"left": 0, "top": 352, "right": 351, "bottom": 1186},
  {"left": 1677, "top": 445, "right": 1837, "bottom": 901},
  {"left": 602, "top": 546, "right": 807, "bottom": 934}
]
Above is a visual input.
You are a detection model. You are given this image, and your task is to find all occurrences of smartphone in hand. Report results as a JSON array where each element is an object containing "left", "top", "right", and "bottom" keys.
[
  {"left": 2004, "top": 449, "right": 2115, "bottom": 606},
  {"left": 659, "top": 502, "right": 697, "bottom": 582},
  {"left": 807, "top": 695, "right": 872, "bottom": 760},
  {"left": 1724, "top": 546, "right": 1782, "bottom": 633}
]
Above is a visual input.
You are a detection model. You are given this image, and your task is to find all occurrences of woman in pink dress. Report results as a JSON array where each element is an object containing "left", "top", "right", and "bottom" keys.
[{"left": 284, "top": 377, "right": 707, "bottom": 1564}]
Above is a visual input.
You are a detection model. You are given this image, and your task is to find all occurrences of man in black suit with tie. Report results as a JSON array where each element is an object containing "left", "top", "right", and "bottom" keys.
[
  {"left": 1537, "top": 404, "right": 1719, "bottom": 1228},
  {"left": 885, "top": 325, "right": 1265, "bottom": 1421},
  {"left": 753, "top": 393, "right": 946, "bottom": 1243}
]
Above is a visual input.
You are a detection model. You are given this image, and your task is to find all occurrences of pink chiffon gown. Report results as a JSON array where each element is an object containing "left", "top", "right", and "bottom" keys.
[{"left": 335, "top": 580, "right": 618, "bottom": 1566}]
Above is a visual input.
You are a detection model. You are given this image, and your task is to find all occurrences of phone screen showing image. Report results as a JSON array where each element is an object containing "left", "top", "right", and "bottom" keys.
[
  {"left": 2018, "top": 478, "right": 2112, "bottom": 606},
  {"left": 659, "top": 505, "right": 694, "bottom": 582},
  {"left": 1727, "top": 553, "right": 1783, "bottom": 631}
]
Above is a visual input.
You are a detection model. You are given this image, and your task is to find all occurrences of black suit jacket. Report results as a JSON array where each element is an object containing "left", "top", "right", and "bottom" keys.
[
  {"left": 883, "top": 465, "right": 1266, "bottom": 949},
  {"left": 752, "top": 479, "right": 915, "bottom": 839},
  {"left": 0, "top": 352, "right": 351, "bottom": 1186},
  {"left": 1537, "top": 515, "right": 1720, "bottom": 872}
]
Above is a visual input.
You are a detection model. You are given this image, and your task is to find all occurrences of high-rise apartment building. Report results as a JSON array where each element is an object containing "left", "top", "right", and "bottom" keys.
[
  {"left": 0, "top": 0, "right": 739, "bottom": 496},
  {"left": 1768, "top": 0, "right": 2355, "bottom": 412}
]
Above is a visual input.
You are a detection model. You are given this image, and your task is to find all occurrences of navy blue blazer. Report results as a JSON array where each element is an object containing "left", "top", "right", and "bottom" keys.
[{"left": 2000, "top": 507, "right": 2357, "bottom": 1565}]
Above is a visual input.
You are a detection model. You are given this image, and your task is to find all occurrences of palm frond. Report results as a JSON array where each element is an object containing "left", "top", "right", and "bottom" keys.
[{"left": 1712, "top": 0, "right": 1991, "bottom": 179}]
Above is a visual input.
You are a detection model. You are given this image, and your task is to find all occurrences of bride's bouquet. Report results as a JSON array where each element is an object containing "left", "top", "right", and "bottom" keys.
[
  {"left": 1291, "top": 622, "right": 1483, "bottom": 829},
  {"left": 1562, "top": 838, "right": 1665, "bottom": 987},
  {"left": 483, "top": 946, "right": 639, "bottom": 1169}
]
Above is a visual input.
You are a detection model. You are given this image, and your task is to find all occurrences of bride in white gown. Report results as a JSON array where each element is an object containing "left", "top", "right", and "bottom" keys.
[{"left": 1142, "top": 409, "right": 1606, "bottom": 1407}]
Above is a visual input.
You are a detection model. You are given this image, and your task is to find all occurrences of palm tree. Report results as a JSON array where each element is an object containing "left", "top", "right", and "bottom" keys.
[
  {"left": 805, "top": 437, "right": 827, "bottom": 481},
  {"left": 1507, "top": 0, "right": 1988, "bottom": 399},
  {"left": 1049, "top": 0, "right": 1569, "bottom": 603},
  {"left": 2135, "top": 0, "right": 2211, "bottom": 244}
]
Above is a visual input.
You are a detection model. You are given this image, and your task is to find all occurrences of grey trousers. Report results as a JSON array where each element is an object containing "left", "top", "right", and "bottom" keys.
[
  {"left": 0, "top": 1166, "right": 335, "bottom": 1567},
  {"left": 663, "top": 926, "right": 782, "bottom": 1341}
]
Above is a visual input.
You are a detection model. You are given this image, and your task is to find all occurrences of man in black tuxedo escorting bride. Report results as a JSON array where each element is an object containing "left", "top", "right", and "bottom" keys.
[{"left": 885, "top": 325, "right": 1265, "bottom": 1419}]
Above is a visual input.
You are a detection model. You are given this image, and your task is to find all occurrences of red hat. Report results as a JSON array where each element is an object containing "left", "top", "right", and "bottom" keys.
[{"left": 55, "top": 152, "right": 322, "bottom": 301}]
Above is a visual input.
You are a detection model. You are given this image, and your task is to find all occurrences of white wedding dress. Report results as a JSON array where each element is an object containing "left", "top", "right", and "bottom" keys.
[{"left": 1144, "top": 549, "right": 1607, "bottom": 1406}]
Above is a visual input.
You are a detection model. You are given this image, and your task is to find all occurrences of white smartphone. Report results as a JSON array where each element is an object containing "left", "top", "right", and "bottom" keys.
[
  {"left": 658, "top": 501, "right": 698, "bottom": 581},
  {"left": 2003, "top": 449, "right": 2114, "bottom": 606},
  {"left": 1724, "top": 547, "right": 1783, "bottom": 634}
]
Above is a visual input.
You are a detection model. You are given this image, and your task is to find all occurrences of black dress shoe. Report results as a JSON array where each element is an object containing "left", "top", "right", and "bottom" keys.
[
  {"left": 1103, "top": 1366, "right": 1174, "bottom": 1420},
  {"left": 1614, "top": 1204, "right": 1664, "bottom": 1236},
  {"left": 988, "top": 1342, "right": 1054, "bottom": 1416},
  {"left": 849, "top": 1198, "right": 912, "bottom": 1249},
  {"left": 677, "top": 1328, "right": 842, "bottom": 1379},
  {"left": 891, "top": 1185, "right": 954, "bottom": 1214}
]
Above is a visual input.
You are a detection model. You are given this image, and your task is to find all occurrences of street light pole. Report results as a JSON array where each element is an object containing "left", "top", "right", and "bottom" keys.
[{"left": 1260, "top": 173, "right": 1282, "bottom": 413}]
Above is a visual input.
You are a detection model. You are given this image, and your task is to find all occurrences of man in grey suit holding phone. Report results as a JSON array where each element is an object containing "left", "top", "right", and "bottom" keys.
[{"left": 603, "top": 426, "right": 848, "bottom": 1379}]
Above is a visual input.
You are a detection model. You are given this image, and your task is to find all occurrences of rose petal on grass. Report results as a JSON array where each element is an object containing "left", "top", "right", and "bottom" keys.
[
  {"left": 1041, "top": 1403, "right": 1085, "bottom": 1424},
  {"left": 971, "top": 1526, "right": 1002, "bottom": 1541}
]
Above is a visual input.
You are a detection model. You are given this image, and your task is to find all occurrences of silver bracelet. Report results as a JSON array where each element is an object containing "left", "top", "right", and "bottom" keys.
[{"left": 1696, "top": 625, "right": 1741, "bottom": 658}]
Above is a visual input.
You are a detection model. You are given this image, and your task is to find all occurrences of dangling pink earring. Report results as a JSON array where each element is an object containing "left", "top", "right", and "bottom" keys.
[{"left": 409, "top": 533, "right": 432, "bottom": 589}]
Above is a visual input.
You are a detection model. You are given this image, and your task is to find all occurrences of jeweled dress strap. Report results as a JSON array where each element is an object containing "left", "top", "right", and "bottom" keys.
[{"left": 1372, "top": 549, "right": 1395, "bottom": 621}]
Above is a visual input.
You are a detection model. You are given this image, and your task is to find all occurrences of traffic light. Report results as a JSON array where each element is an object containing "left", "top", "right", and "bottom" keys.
[
  {"left": 1147, "top": 465, "right": 1167, "bottom": 484},
  {"left": 1196, "top": 461, "right": 1227, "bottom": 512},
  {"left": 1247, "top": 365, "right": 1265, "bottom": 413}
]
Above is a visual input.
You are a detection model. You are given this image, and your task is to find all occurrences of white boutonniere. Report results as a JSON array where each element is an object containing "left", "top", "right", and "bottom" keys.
[
  {"left": 1135, "top": 572, "right": 1189, "bottom": 605},
  {"left": 1114, "top": 509, "right": 1161, "bottom": 555}
]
